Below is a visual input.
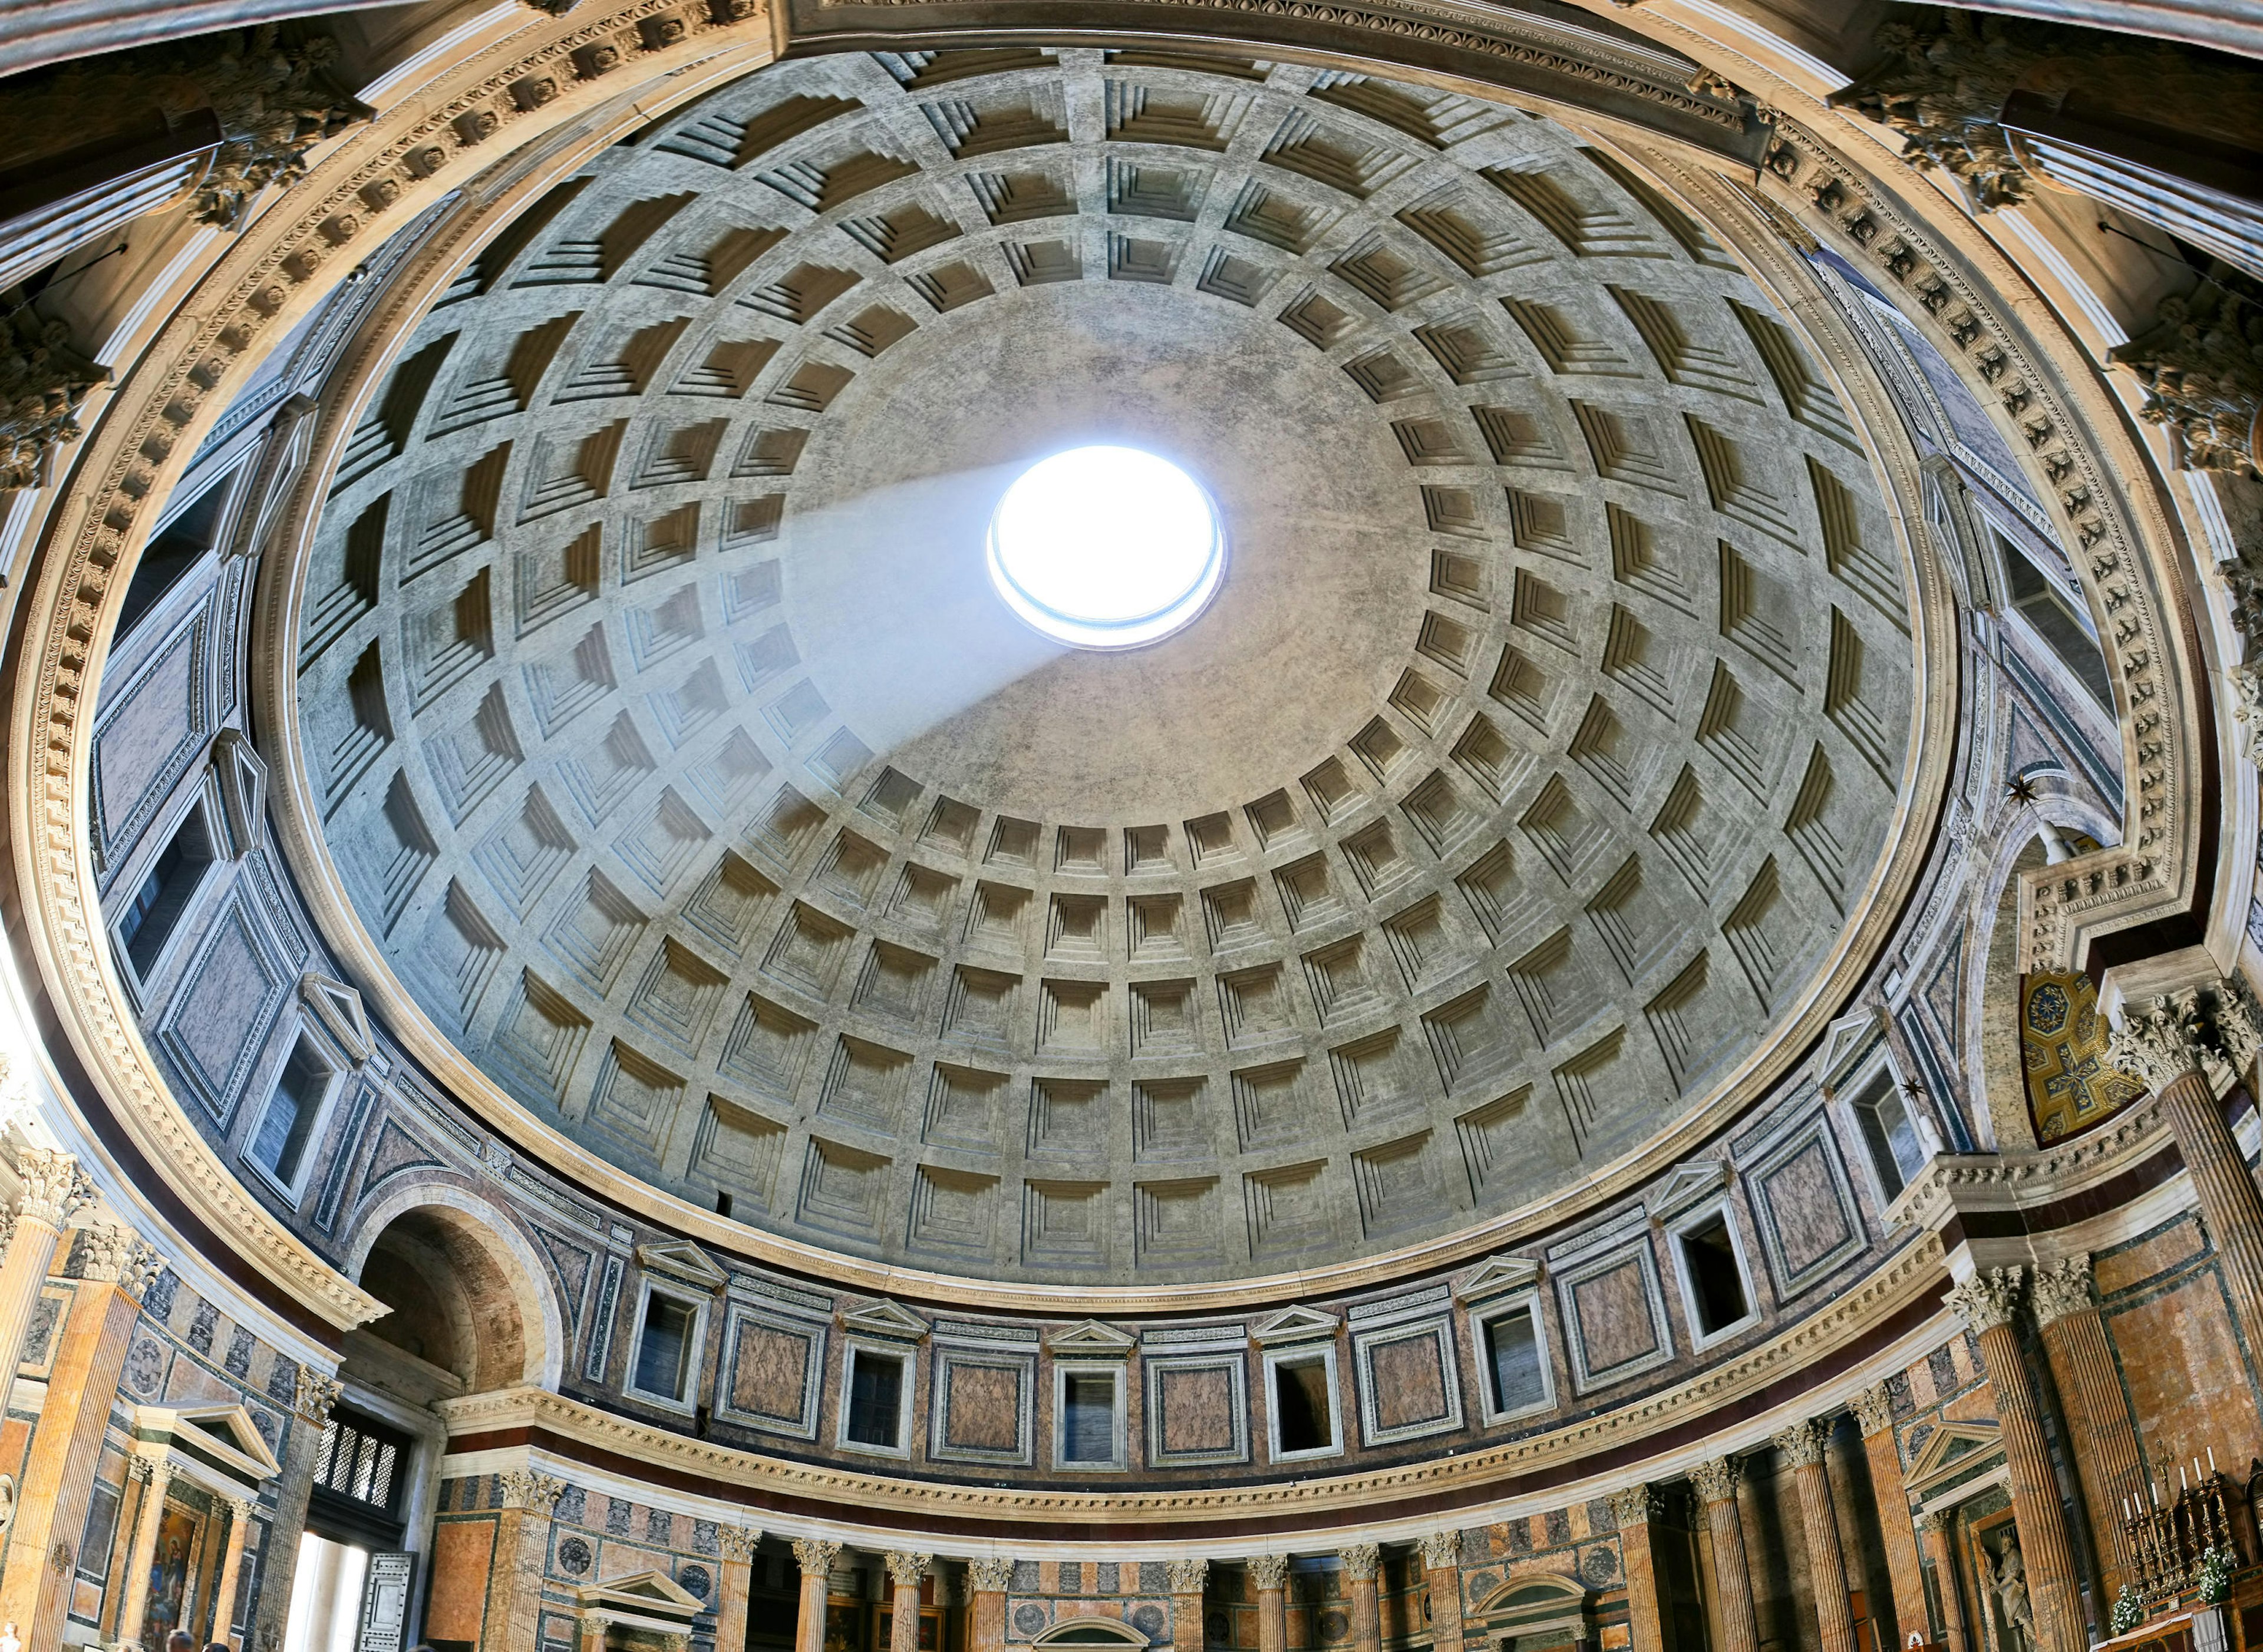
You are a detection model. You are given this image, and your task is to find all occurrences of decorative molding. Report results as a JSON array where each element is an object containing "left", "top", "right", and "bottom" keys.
[
  {"left": 970, "top": 1557, "right": 1017, "bottom": 1592},
  {"left": 794, "top": 1537, "right": 843, "bottom": 1577},
  {"left": 2028, "top": 1255, "right": 2095, "bottom": 1326},
  {"left": 1771, "top": 1418, "right": 1827, "bottom": 1468},
  {"left": 886, "top": 1552, "right": 932, "bottom": 1587},
  {"left": 1849, "top": 1380, "right": 1895, "bottom": 1439},
  {"left": 1248, "top": 1554, "right": 1290, "bottom": 1590},
  {"left": 2106, "top": 993, "right": 2210, "bottom": 1088},
  {"left": 13, "top": 1147, "right": 91, "bottom": 1228},
  {"left": 1419, "top": 1531, "right": 1463, "bottom": 1570},
  {"left": 0, "top": 312, "right": 104, "bottom": 493},
  {"left": 720, "top": 1526, "right": 763, "bottom": 1562},
  {"left": 295, "top": 1366, "right": 342, "bottom": 1425},
  {"left": 1687, "top": 1455, "right": 1740, "bottom": 1504},
  {"left": 499, "top": 1468, "right": 566, "bottom": 1512},
  {"left": 1606, "top": 1485, "right": 1661, "bottom": 1525},
  {"left": 1340, "top": 1544, "right": 1380, "bottom": 1581}
]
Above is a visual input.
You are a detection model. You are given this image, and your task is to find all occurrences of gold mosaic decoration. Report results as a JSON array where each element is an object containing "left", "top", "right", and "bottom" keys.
[{"left": 2023, "top": 969, "right": 2145, "bottom": 1144}]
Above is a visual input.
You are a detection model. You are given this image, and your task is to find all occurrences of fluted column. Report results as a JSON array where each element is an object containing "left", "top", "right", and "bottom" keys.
[
  {"left": 0, "top": 1224, "right": 160, "bottom": 1647},
  {"left": 1916, "top": 1509, "right": 1970, "bottom": 1652},
  {"left": 2111, "top": 990, "right": 2263, "bottom": 1357},
  {"left": 1341, "top": 1544, "right": 1380, "bottom": 1652},
  {"left": 1167, "top": 1558, "right": 1208, "bottom": 1652},
  {"left": 1946, "top": 1270, "right": 2087, "bottom": 1652},
  {"left": 714, "top": 1526, "right": 762, "bottom": 1652},
  {"left": 580, "top": 1611, "right": 613, "bottom": 1652},
  {"left": 250, "top": 1367, "right": 344, "bottom": 1652},
  {"left": 208, "top": 1495, "right": 253, "bottom": 1649},
  {"left": 972, "top": 1558, "right": 1015, "bottom": 1652},
  {"left": 1251, "top": 1554, "right": 1289, "bottom": 1652},
  {"left": 476, "top": 1471, "right": 565, "bottom": 1651},
  {"left": 1852, "top": 1382, "right": 1928, "bottom": 1649},
  {"left": 1420, "top": 1532, "right": 1463, "bottom": 1652},
  {"left": 0, "top": 1148, "right": 90, "bottom": 1380},
  {"left": 1776, "top": 1419, "right": 1859, "bottom": 1652},
  {"left": 795, "top": 1538, "right": 843, "bottom": 1652},
  {"left": 116, "top": 1458, "right": 174, "bottom": 1651},
  {"left": 888, "top": 1552, "right": 931, "bottom": 1652},
  {"left": 1690, "top": 1458, "right": 1759, "bottom": 1652},
  {"left": 2030, "top": 1255, "right": 2145, "bottom": 1597},
  {"left": 1606, "top": 1487, "right": 1667, "bottom": 1652}
]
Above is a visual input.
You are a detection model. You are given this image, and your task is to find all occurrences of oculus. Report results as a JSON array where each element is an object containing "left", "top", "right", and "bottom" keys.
[{"left": 985, "top": 445, "right": 1226, "bottom": 650}]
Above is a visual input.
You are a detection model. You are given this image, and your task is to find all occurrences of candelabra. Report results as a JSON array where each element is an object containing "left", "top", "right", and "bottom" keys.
[{"left": 2119, "top": 1453, "right": 2243, "bottom": 1608}]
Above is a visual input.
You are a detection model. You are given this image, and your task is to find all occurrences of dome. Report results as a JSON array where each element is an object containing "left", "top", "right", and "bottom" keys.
[{"left": 283, "top": 51, "right": 1919, "bottom": 1284}]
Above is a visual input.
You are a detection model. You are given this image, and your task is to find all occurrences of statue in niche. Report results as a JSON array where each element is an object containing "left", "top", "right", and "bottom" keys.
[{"left": 1988, "top": 1533, "right": 2036, "bottom": 1652}]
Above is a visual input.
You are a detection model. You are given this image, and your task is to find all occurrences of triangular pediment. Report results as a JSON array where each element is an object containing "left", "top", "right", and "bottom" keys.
[
  {"left": 212, "top": 729, "right": 268, "bottom": 861},
  {"left": 1047, "top": 1319, "right": 1135, "bottom": 1354},
  {"left": 1906, "top": 1420, "right": 2004, "bottom": 1494},
  {"left": 131, "top": 1402, "right": 283, "bottom": 1482},
  {"left": 841, "top": 1297, "right": 929, "bottom": 1340},
  {"left": 576, "top": 1568, "right": 702, "bottom": 1619},
  {"left": 1816, "top": 1007, "right": 1882, "bottom": 1093},
  {"left": 301, "top": 971, "right": 374, "bottom": 1063},
  {"left": 636, "top": 1240, "right": 728, "bottom": 1292},
  {"left": 1456, "top": 1254, "right": 1542, "bottom": 1303},
  {"left": 1252, "top": 1304, "right": 1339, "bottom": 1344},
  {"left": 1649, "top": 1160, "right": 1730, "bottom": 1220}
]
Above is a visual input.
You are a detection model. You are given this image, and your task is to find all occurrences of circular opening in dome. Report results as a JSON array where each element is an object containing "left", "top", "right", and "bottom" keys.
[{"left": 987, "top": 445, "right": 1226, "bottom": 649}]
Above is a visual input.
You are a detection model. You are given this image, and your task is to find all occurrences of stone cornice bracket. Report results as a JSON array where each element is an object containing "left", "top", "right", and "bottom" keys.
[
  {"left": 1946, "top": 1265, "right": 2027, "bottom": 1333},
  {"left": 969, "top": 1557, "right": 1017, "bottom": 1592},
  {"left": 720, "top": 1526, "right": 763, "bottom": 1561},
  {"left": 2028, "top": 1255, "right": 2096, "bottom": 1325},
  {"left": 1850, "top": 1380, "right": 1896, "bottom": 1438},
  {"left": 1688, "top": 1454, "right": 1741, "bottom": 1503},
  {"left": 498, "top": 1469, "right": 566, "bottom": 1513},
  {"left": 1772, "top": 1418, "right": 1828, "bottom": 1468},
  {"left": 794, "top": 1538, "right": 843, "bottom": 1577},
  {"left": 1165, "top": 1558, "right": 1208, "bottom": 1594},
  {"left": 1339, "top": 1544, "right": 1380, "bottom": 1581},
  {"left": 1608, "top": 1484, "right": 1661, "bottom": 1525},
  {"left": 295, "top": 1367, "right": 342, "bottom": 1426},
  {"left": 14, "top": 1147, "right": 92, "bottom": 1227},
  {"left": 1419, "top": 1531, "right": 1463, "bottom": 1570},
  {"left": 1248, "top": 1554, "right": 1291, "bottom": 1590},
  {"left": 886, "top": 1552, "right": 933, "bottom": 1587}
]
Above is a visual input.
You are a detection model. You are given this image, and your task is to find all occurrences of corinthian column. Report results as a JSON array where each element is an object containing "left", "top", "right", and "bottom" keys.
[
  {"left": 1167, "top": 1558, "right": 1208, "bottom": 1652},
  {"left": 1946, "top": 1269, "right": 2086, "bottom": 1652},
  {"left": 971, "top": 1557, "right": 1015, "bottom": 1652},
  {"left": 116, "top": 1458, "right": 174, "bottom": 1651},
  {"left": 1851, "top": 1383, "right": 1927, "bottom": 1648},
  {"left": 250, "top": 1367, "right": 342, "bottom": 1652},
  {"left": 477, "top": 1470, "right": 565, "bottom": 1651},
  {"left": 2110, "top": 990, "right": 2263, "bottom": 1357},
  {"left": 1690, "top": 1457, "right": 1758, "bottom": 1652},
  {"left": 1340, "top": 1544, "right": 1380, "bottom": 1652},
  {"left": 1776, "top": 1419, "right": 1858, "bottom": 1652},
  {"left": 888, "top": 1552, "right": 932, "bottom": 1652},
  {"left": 2030, "top": 1256, "right": 2144, "bottom": 1597},
  {"left": 1250, "top": 1554, "right": 1289, "bottom": 1652},
  {"left": 794, "top": 1538, "right": 843, "bottom": 1652},
  {"left": 1420, "top": 1532, "right": 1463, "bottom": 1652},
  {"left": 0, "top": 1147, "right": 90, "bottom": 1379},
  {"left": 1609, "top": 1487, "right": 1668, "bottom": 1652},
  {"left": 0, "top": 1224, "right": 160, "bottom": 1647},
  {"left": 714, "top": 1526, "right": 763, "bottom": 1652},
  {"left": 1916, "top": 1510, "right": 1969, "bottom": 1652},
  {"left": 208, "top": 1495, "right": 253, "bottom": 1650}
]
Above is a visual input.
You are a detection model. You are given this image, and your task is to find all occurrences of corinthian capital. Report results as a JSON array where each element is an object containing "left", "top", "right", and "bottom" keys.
[
  {"left": 887, "top": 1552, "right": 932, "bottom": 1588},
  {"left": 296, "top": 1368, "right": 344, "bottom": 1426},
  {"left": 720, "top": 1526, "right": 763, "bottom": 1562},
  {"left": 1607, "top": 1485, "right": 1660, "bottom": 1525},
  {"left": 1338, "top": 1544, "right": 1380, "bottom": 1582},
  {"left": 15, "top": 1147, "right": 91, "bottom": 1227},
  {"left": 1945, "top": 1266, "right": 2025, "bottom": 1334},
  {"left": 499, "top": 1470, "right": 565, "bottom": 1513},
  {"left": 1687, "top": 1455, "right": 1741, "bottom": 1504},
  {"left": 2029, "top": 1255, "right": 2096, "bottom": 1326},
  {"left": 1165, "top": 1558, "right": 1208, "bottom": 1595},
  {"left": 1772, "top": 1418, "right": 1829, "bottom": 1468},
  {"left": 969, "top": 1557, "right": 1017, "bottom": 1592},
  {"left": 2107, "top": 993, "right": 2210, "bottom": 1089},
  {"left": 1248, "top": 1554, "right": 1289, "bottom": 1591},
  {"left": 794, "top": 1538, "right": 843, "bottom": 1578},
  {"left": 1850, "top": 1381, "right": 1896, "bottom": 1439},
  {"left": 73, "top": 1224, "right": 159, "bottom": 1290},
  {"left": 1418, "top": 1530, "right": 1462, "bottom": 1571}
]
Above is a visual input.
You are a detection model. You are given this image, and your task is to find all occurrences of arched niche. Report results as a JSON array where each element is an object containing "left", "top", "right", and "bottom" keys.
[{"left": 1472, "top": 1571, "right": 1599, "bottom": 1652}]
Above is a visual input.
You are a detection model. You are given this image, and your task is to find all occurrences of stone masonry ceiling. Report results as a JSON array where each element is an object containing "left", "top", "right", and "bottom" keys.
[{"left": 292, "top": 49, "right": 1918, "bottom": 1284}]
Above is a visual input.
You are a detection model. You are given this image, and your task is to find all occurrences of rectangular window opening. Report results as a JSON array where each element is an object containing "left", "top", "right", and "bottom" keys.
[
  {"left": 1272, "top": 1355, "right": 1334, "bottom": 1453},
  {"left": 1483, "top": 1305, "right": 1546, "bottom": 1415},
  {"left": 1680, "top": 1212, "right": 1750, "bottom": 1336},
  {"left": 1061, "top": 1372, "right": 1116, "bottom": 1464},
  {"left": 1852, "top": 1071, "right": 1923, "bottom": 1200},
  {"left": 120, "top": 807, "right": 215, "bottom": 977},
  {"left": 845, "top": 1348, "right": 905, "bottom": 1448},
  {"left": 634, "top": 1291, "right": 697, "bottom": 1402},
  {"left": 249, "top": 1036, "right": 329, "bottom": 1185},
  {"left": 118, "top": 477, "right": 228, "bottom": 639},
  {"left": 1999, "top": 534, "right": 2113, "bottom": 708}
]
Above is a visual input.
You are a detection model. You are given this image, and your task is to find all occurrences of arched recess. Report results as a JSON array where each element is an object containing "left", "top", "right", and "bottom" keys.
[
  {"left": 1034, "top": 1621, "right": 1152, "bottom": 1646},
  {"left": 344, "top": 1181, "right": 565, "bottom": 1395},
  {"left": 1472, "top": 1570, "right": 1598, "bottom": 1650}
]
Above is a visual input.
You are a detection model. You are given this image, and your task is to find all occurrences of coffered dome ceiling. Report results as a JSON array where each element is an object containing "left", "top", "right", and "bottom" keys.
[{"left": 288, "top": 48, "right": 1918, "bottom": 1283}]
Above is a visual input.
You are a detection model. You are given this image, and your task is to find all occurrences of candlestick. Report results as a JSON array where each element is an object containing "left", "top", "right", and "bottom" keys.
[{"left": 2209, "top": 1448, "right": 2217, "bottom": 1473}]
